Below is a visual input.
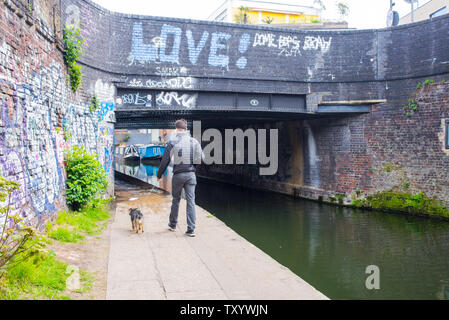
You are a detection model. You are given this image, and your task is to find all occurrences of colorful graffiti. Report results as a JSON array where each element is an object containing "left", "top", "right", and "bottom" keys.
[
  {"left": 0, "top": 61, "right": 114, "bottom": 222},
  {"left": 97, "top": 126, "right": 114, "bottom": 174},
  {"left": 98, "top": 102, "right": 115, "bottom": 122},
  {"left": 0, "top": 64, "right": 65, "bottom": 217},
  {"left": 103, "top": 148, "right": 112, "bottom": 174}
]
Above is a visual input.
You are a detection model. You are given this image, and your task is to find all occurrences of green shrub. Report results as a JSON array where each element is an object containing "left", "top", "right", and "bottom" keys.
[{"left": 65, "top": 146, "right": 108, "bottom": 211}]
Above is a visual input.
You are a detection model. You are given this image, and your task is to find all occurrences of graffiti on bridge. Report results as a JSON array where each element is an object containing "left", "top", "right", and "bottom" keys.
[
  {"left": 127, "top": 76, "right": 196, "bottom": 90},
  {"left": 156, "top": 91, "right": 197, "bottom": 109},
  {"left": 117, "top": 90, "right": 198, "bottom": 109},
  {"left": 119, "top": 92, "right": 152, "bottom": 107},
  {"left": 128, "top": 23, "right": 333, "bottom": 71}
]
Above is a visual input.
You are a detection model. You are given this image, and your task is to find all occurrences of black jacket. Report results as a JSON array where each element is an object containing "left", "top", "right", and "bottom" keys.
[{"left": 157, "top": 132, "right": 203, "bottom": 179}]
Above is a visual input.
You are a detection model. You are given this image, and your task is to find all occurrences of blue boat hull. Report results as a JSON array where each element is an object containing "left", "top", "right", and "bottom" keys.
[{"left": 137, "top": 145, "right": 166, "bottom": 160}]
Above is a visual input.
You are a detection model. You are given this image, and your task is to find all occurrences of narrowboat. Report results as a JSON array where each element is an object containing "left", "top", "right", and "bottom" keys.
[
  {"left": 123, "top": 145, "right": 140, "bottom": 162},
  {"left": 137, "top": 144, "right": 166, "bottom": 160}
]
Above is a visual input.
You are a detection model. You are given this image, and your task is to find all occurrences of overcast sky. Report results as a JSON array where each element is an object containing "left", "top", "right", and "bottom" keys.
[{"left": 90, "top": 0, "right": 430, "bottom": 30}]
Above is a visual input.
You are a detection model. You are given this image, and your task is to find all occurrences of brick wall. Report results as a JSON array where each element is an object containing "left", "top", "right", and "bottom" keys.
[{"left": 0, "top": 0, "right": 115, "bottom": 228}]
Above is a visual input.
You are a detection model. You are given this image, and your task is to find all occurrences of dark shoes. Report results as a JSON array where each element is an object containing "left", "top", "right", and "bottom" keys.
[
  {"left": 185, "top": 230, "right": 195, "bottom": 237},
  {"left": 168, "top": 225, "right": 195, "bottom": 237}
]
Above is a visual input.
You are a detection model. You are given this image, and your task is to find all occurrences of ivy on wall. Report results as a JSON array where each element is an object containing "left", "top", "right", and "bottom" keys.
[
  {"left": 89, "top": 95, "right": 99, "bottom": 113},
  {"left": 63, "top": 25, "right": 85, "bottom": 92}
]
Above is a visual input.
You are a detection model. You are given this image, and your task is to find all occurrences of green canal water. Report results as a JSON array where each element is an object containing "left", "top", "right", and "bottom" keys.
[{"left": 116, "top": 161, "right": 449, "bottom": 300}]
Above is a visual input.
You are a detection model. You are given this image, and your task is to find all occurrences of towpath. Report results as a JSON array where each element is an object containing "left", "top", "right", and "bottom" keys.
[{"left": 106, "top": 179, "right": 328, "bottom": 300}]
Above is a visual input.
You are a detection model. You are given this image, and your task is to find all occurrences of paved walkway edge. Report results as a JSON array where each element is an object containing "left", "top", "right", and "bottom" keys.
[{"left": 107, "top": 194, "right": 329, "bottom": 300}]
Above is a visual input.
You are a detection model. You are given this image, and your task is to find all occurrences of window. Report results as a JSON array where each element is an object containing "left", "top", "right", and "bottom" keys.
[
  {"left": 446, "top": 120, "right": 449, "bottom": 149},
  {"left": 430, "top": 6, "right": 446, "bottom": 19}
]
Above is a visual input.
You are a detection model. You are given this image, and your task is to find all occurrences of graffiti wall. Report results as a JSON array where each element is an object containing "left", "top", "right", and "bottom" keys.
[{"left": 0, "top": 0, "right": 115, "bottom": 227}]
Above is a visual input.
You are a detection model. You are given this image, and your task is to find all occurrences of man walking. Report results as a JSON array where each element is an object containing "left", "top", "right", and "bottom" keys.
[{"left": 157, "top": 119, "right": 203, "bottom": 237}]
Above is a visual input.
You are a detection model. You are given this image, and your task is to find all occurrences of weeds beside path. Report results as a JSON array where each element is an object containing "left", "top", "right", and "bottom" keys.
[{"left": 0, "top": 203, "right": 114, "bottom": 300}]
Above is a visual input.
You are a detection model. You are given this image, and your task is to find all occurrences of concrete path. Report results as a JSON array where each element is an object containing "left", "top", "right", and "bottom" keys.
[{"left": 106, "top": 185, "right": 328, "bottom": 300}]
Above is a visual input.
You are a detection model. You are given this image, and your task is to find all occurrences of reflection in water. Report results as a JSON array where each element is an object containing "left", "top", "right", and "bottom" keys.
[
  {"left": 195, "top": 179, "right": 449, "bottom": 300},
  {"left": 115, "top": 160, "right": 449, "bottom": 300},
  {"left": 115, "top": 158, "right": 173, "bottom": 193}
]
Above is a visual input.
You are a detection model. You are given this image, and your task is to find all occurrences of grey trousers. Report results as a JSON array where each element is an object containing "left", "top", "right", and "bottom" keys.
[{"left": 169, "top": 171, "right": 197, "bottom": 232}]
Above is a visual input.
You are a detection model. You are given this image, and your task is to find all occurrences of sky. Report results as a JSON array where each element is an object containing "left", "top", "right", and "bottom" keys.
[{"left": 90, "top": 0, "right": 430, "bottom": 30}]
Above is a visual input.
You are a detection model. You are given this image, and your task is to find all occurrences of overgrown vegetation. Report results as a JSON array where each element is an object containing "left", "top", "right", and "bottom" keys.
[
  {"left": 0, "top": 178, "right": 81, "bottom": 299},
  {"left": 0, "top": 178, "right": 47, "bottom": 285},
  {"left": 0, "top": 176, "right": 109, "bottom": 299},
  {"left": 65, "top": 146, "right": 108, "bottom": 211},
  {"left": 416, "top": 79, "right": 435, "bottom": 89},
  {"left": 351, "top": 191, "right": 449, "bottom": 219},
  {"left": 63, "top": 25, "right": 85, "bottom": 93},
  {"left": 404, "top": 98, "right": 419, "bottom": 117},
  {"left": 0, "top": 250, "right": 71, "bottom": 300},
  {"left": 47, "top": 202, "right": 110, "bottom": 243},
  {"left": 89, "top": 95, "right": 99, "bottom": 113}
]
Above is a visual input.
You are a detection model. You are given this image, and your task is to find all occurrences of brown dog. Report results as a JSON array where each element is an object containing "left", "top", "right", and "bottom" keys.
[{"left": 129, "top": 208, "right": 144, "bottom": 234}]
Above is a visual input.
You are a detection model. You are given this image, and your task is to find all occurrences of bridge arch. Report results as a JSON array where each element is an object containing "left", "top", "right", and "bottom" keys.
[{"left": 63, "top": 0, "right": 449, "bottom": 205}]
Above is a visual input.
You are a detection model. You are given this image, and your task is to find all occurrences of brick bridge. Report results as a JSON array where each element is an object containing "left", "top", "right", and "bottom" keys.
[
  {"left": 61, "top": 0, "right": 448, "bottom": 130},
  {"left": 63, "top": 0, "right": 449, "bottom": 204}
]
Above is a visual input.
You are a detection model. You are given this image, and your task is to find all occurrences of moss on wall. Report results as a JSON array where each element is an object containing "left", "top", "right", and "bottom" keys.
[{"left": 351, "top": 191, "right": 449, "bottom": 219}]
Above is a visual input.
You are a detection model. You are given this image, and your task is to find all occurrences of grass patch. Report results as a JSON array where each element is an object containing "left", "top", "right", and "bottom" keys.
[
  {"left": 47, "top": 202, "right": 111, "bottom": 243},
  {"left": 76, "top": 270, "right": 94, "bottom": 294},
  {"left": 1, "top": 201, "right": 111, "bottom": 299},
  {"left": 0, "top": 251, "right": 71, "bottom": 300},
  {"left": 351, "top": 191, "right": 449, "bottom": 218},
  {"left": 48, "top": 226, "right": 84, "bottom": 243}
]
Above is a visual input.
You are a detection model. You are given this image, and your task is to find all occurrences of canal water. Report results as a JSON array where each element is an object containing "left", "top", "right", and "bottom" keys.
[{"left": 116, "top": 160, "right": 449, "bottom": 300}]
